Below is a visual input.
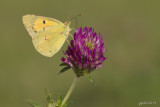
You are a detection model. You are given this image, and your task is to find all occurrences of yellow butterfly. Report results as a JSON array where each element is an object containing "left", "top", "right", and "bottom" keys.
[{"left": 22, "top": 14, "right": 71, "bottom": 57}]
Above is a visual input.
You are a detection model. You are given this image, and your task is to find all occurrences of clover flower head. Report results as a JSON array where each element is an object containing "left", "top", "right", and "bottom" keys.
[{"left": 61, "top": 27, "right": 107, "bottom": 77}]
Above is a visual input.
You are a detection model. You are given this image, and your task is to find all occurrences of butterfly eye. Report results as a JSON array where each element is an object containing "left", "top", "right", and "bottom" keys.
[{"left": 43, "top": 20, "right": 46, "bottom": 24}]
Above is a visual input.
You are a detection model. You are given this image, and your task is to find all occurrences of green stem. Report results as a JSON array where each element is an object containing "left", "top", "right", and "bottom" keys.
[{"left": 61, "top": 76, "right": 78, "bottom": 107}]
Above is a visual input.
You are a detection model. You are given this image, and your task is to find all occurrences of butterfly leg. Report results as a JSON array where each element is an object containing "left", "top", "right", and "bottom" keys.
[
  {"left": 71, "top": 28, "right": 76, "bottom": 32},
  {"left": 65, "top": 38, "right": 70, "bottom": 45},
  {"left": 69, "top": 34, "right": 74, "bottom": 39}
]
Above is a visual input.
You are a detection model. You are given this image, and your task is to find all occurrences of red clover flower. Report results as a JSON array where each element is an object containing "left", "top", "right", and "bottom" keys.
[{"left": 61, "top": 27, "right": 107, "bottom": 77}]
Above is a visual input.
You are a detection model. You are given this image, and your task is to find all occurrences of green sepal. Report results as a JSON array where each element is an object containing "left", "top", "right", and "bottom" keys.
[
  {"left": 85, "top": 74, "right": 96, "bottom": 85},
  {"left": 58, "top": 66, "right": 71, "bottom": 75},
  {"left": 57, "top": 95, "right": 62, "bottom": 106},
  {"left": 26, "top": 99, "right": 41, "bottom": 107}
]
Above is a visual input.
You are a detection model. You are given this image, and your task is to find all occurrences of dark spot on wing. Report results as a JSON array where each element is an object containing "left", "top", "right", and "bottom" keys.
[
  {"left": 32, "top": 27, "right": 37, "bottom": 33},
  {"left": 60, "top": 32, "right": 64, "bottom": 34},
  {"left": 43, "top": 20, "right": 46, "bottom": 24},
  {"left": 45, "top": 36, "right": 48, "bottom": 40}
]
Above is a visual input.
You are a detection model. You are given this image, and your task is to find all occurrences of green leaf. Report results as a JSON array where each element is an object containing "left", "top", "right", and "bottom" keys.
[
  {"left": 44, "top": 88, "right": 51, "bottom": 103},
  {"left": 85, "top": 74, "right": 96, "bottom": 85},
  {"left": 26, "top": 99, "right": 41, "bottom": 107},
  {"left": 57, "top": 95, "right": 62, "bottom": 106},
  {"left": 59, "top": 63, "right": 68, "bottom": 66},
  {"left": 58, "top": 66, "right": 71, "bottom": 75}
]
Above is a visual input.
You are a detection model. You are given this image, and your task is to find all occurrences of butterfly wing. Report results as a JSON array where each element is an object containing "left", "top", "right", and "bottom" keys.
[
  {"left": 22, "top": 14, "right": 71, "bottom": 57},
  {"left": 22, "top": 14, "right": 62, "bottom": 38},
  {"left": 32, "top": 25, "right": 67, "bottom": 57}
]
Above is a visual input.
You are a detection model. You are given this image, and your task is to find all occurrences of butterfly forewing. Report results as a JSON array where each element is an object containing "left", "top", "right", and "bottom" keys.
[{"left": 22, "top": 14, "right": 63, "bottom": 37}]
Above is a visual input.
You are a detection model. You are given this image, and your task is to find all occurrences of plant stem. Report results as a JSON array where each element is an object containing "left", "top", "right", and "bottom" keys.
[{"left": 61, "top": 76, "right": 78, "bottom": 107}]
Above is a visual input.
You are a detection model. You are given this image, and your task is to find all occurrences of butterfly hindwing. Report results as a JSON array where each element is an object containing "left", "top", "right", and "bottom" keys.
[{"left": 32, "top": 25, "right": 66, "bottom": 57}]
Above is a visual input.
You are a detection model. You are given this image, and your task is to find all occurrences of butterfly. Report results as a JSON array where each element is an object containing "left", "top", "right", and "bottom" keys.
[{"left": 22, "top": 14, "right": 71, "bottom": 57}]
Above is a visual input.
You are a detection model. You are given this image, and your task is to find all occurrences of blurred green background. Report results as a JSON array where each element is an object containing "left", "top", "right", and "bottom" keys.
[{"left": 0, "top": 0, "right": 160, "bottom": 107}]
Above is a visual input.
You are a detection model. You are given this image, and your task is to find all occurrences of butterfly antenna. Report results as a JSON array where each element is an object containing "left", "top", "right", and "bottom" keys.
[
  {"left": 69, "top": 13, "right": 82, "bottom": 29},
  {"left": 67, "top": 10, "right": 72, "bottom": 21},
  {"left": 68, "top": 13, "right": 83, "bottom": 40},
  {"left": 69, "top": 13, "right": 82, "bottom": 22}
]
